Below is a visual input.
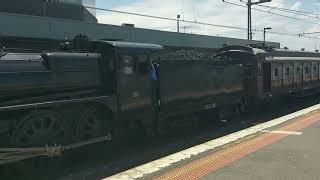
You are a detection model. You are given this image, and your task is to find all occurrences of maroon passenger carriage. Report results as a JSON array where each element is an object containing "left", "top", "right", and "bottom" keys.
[{"left": 214, "top": 45, "right": 320, "bottom": 101}]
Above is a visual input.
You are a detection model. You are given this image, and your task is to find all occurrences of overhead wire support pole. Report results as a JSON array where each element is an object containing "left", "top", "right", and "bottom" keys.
[
  {"left": 263, "top": 27, "right": 272, "bottom": 42},
  {"left": 243, "top": 0, "right": 272, "bottom": 40},
  {"left": 248, "top": 0, "right": 251, "bottom": 40},
  {"left": 177, "top": 15, "right": 181, "bottom": 33}
]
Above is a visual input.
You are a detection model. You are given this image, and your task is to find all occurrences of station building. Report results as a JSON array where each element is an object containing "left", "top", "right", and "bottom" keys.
[
  {"left": 0, "top": 0, "right": 97, "bottom": 22},
  {"left": 0, "top": 1, "right": 280, "bottom": 51}
]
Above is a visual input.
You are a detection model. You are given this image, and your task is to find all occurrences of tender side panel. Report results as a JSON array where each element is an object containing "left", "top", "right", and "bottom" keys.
[{"left": 158, "top": 60, "right": 244, "bottom": 116}]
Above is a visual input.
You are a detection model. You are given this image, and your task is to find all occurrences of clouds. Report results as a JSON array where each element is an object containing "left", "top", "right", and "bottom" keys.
[
  {"left": 291, "top": 1, "right": 302, "bottom": 10},
  {"left": 96, "top": 0, "right": 320, "bottom": 50}
]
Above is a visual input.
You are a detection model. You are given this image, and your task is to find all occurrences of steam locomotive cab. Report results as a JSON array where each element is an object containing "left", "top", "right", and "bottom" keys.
[{"left": 93, "top": 41, "right": 163, "bottom": 134}]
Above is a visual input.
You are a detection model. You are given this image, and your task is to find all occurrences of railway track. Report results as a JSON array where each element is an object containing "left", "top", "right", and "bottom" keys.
[{"left": 1, "top": 95, "right": 320, "bottom": 180}]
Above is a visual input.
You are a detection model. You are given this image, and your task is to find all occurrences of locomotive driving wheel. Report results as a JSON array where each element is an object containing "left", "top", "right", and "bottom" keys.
[
  {"left": 11, "top": 110, "right": 68, "bottom": 147},
  {"left": 74, "top": 107, "right": 111, "bottom": 141}
]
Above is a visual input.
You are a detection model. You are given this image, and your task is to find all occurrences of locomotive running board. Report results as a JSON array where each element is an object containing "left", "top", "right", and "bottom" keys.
[{"left": 0, "top": 95, "right": 110, "bottom": 111}]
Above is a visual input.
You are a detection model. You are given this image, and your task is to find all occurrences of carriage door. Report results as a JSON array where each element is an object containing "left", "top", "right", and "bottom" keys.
[
  {"left": 312, "top": 62, "right": 318, "bottom": 83},
  {"left": 303, "top": 62, "right": 311, "bottom": 86},
  {"left": 294, "top": 62, "right": 302, "bottom": 87},
  {"left": 263, "top": 63, "right": 271, "bottom": 92},
  {"left": 117, "top": 54, "right": 154, "bottom": 123},
  {"left": 243, "top": 64, "right": 256, "bottom": 95}
]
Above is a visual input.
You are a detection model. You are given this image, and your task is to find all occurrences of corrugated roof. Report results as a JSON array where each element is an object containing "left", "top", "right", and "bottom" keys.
[
  {"left": 266, "top": 57, "right": 320, "bottom": 61},
  {"left": 95, "top": 40, "right": 163, "bottom": 51}
]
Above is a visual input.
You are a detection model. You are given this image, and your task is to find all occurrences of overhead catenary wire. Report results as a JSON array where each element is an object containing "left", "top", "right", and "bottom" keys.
[
  {"left": 301, "top": 31, "right": 320, "bottom": 35},
  {"left": 192, "top": 0, "right": 197, "bottom": 22},
  {"left": 298, "top": 33, "right": 320, "bottom": 40},
  {"left": 255, "top": 4, "right": 320, "bottom": 20},
  {"left": 223, "top": 1, "right": 320, "bottom": 25},
  {"left": 84, "top": 5, "right": 320, "bottom": 40},
  {"left": 226, "top": 1, "right": 320, "bottom": 40},
  {"left": 239, "top": 1, "right": 320, "bottom": 19},
  {"left": 86, "top": 6, "right": 248, "bottom": 31},
  {"left": 257, "top": 4, "right": 320, "bottom": 16}
]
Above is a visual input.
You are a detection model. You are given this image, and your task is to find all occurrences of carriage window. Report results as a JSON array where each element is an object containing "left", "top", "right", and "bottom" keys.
[
  {"left": 274, "top": 68, "right": 279, "bottom": 77},
  {"left": 305, "top": 67, "right": 309, "bottom": 74},
  {"left": 286, "top": 68, "right": 290, "bottom": 75},
  {"left": 297, "top": 67, "right": 300, "bottom": 72}
]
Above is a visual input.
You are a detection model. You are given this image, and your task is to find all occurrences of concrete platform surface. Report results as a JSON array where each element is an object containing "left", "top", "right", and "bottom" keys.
[
  {"left": 103, "top": 104, "right": 320, "bottom": 180},
  {"left": 201, "top": 113, "right": 320, "bottom": 180}
]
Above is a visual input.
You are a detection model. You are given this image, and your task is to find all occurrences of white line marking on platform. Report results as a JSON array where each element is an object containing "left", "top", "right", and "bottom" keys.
[
  {"left": 103, "top": 104, "right": 320, "bottom": 180},
  {"left": 261, "top": 130, "right": 303, "bottom": 135}
]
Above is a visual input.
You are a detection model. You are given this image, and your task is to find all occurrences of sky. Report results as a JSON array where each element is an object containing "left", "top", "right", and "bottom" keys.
[{"left": 93, "top": 0, "right": 320, "bottom": 50}]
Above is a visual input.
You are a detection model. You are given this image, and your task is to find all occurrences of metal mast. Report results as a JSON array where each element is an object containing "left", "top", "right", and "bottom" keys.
[{"left": 245, "top": 0, "right": 272, "bottom": 40}]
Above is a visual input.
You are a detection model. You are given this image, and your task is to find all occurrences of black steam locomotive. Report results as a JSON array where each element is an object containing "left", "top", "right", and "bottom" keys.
[{"left": 0, "top": 39, "right": 320, "bottom": 163}]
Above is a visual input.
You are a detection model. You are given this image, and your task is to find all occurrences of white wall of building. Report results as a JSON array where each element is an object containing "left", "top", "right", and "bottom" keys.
[
  {"left": 60, "top": 0, "right": 82, "bottom": 5},
  {"left": 0, "top": 12, "right": 280, "bottom": 49},
  {"left": 83, "top": 0, "right": 96, "bottom": 16}
]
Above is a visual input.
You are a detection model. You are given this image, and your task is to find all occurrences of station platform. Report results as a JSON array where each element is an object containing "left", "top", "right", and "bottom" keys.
[{"left": 104, "top": 104, "right": 320, "bottom": 180}]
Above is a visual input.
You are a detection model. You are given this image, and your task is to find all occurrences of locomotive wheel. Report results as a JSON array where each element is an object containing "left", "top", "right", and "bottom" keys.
[
  {"left": 11, "top": 110, "right": 68, "bottom": 147},
  {"left": 74, "top": 107, "right": 111, "bottom": 141}
]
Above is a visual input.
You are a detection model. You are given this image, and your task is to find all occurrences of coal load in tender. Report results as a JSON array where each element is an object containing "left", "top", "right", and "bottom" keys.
[{"left": 153, "top": 49, "right": 217, "bottom": 61}]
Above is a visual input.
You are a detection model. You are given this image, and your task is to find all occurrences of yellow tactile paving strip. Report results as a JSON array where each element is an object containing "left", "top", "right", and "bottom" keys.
[{"left": 153, "top": 111, "right": 320, "bottom": 180}]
